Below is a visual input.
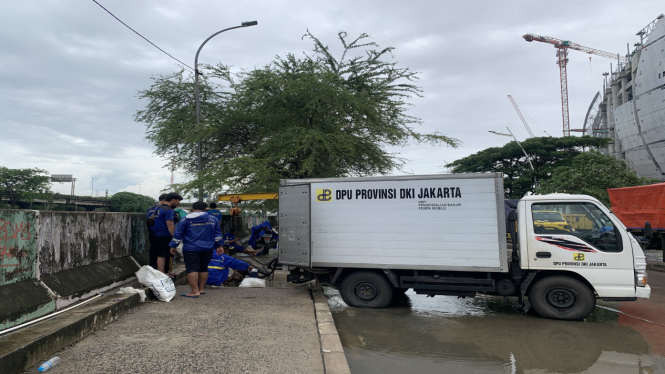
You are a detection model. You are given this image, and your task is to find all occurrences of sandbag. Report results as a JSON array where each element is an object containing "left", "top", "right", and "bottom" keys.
[
  {"left": 135, "top": 266, "right": 176, "bottom": 302},
  {"left": 239, "top": 277, "right": 266, "bottom": 288}
]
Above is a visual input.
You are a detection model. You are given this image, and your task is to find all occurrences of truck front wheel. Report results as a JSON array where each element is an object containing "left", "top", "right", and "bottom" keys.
[
  {"left": 340, "top": 271, "right": 394, "bottom": 308},
  {"left": 528, "top": 276, "right": 596, "bottom": 320}
]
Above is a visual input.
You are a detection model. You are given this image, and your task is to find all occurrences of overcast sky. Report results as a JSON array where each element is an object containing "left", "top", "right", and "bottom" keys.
[{"left": 1, "top": 1, "right": 662, "bottom": 199}]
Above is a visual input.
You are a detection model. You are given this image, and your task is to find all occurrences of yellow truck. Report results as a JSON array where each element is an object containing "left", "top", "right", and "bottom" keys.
[{"left": 532, "top": 210, "right": 573, "bottom": 234}]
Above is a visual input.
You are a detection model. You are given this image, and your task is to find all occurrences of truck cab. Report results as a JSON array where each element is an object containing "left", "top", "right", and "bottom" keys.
[{"left": 518, "top": 194, "right": 650, "bottom": 309}]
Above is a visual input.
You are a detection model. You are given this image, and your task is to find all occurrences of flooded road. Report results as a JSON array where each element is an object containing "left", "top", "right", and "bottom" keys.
[{"left": 330, "top": 282, "right": 665, "bottom": 373}]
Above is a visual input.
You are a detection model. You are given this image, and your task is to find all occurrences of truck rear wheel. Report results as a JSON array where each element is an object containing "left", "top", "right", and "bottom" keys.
[
  {"left": 340, "top": 271, "right": 393, "bottom": 308},
  {"left": 528, "top": 276, "right": 596, "bottom": 320}
]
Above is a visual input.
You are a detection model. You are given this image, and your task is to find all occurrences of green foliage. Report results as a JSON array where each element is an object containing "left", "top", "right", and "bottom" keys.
[
  {"left": 109, "top": 192, "right": 156, "bottom": 213},
  {"left": 536, "top": 151, "right": 655, "bottom": 206},
  {"left": 136, "top": 31, "right": 459, "bottom": 207},
  {"left": 0, "top": 167, "right": 52, "bottom": 208},
  {"left": 446, "top": 136, "right": 611, "bottom": 198}
]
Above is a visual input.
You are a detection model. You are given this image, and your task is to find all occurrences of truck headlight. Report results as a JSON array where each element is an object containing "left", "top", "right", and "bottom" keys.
[{"left": 636, "top": 271, "right": 648, "bottom": 287}]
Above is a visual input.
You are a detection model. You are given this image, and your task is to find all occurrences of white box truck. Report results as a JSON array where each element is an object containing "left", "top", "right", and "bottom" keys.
[{"left": 278, "top": 173, "right": 651, "bottom": 320}]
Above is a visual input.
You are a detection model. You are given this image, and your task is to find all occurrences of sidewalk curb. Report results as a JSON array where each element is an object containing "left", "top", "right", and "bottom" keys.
[
  {"left": 647, "top": 262, "right": 665, "bottom": 273},
  {"left": 312, "top": 287, "right": 351, "bottom": 374},
  {"left": 0, "top": 292, "right": 142, "bottom": 374},
  {"left": 0, "top": 267, "right": 188, "bottom": 374}
]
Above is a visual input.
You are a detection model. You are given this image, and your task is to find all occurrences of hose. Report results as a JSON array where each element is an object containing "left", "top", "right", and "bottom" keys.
[
  {"left": 257, "top": 258, "right": 279, "bottom": 279},
  {"left": 0, "top": 293, "right": 103, "bottom": 336}
]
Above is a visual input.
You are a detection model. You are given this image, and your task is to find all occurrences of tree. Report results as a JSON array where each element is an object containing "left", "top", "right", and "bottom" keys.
[
  {"left": 109, "top": 192, "right": 156, "bottom": 213},
  {"left": 446, "top": 136, "right": 610, "bottom": 199},
  {"left": 536, "top": 151, "right": 655, "bottom": 206},
  {"left": 135, "top": 31, "right": 459, "bottom": 203},
  {"left": 0, "top": 167, "right": 51, "bottom": 208}
]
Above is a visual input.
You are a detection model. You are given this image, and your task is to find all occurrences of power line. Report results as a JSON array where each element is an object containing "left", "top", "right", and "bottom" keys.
[{"left": 91, "top": 0, "right": 195, "bottom": 71}]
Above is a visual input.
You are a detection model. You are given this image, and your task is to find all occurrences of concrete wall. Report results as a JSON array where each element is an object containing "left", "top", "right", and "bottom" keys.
[
  {"left": 37, "top": 212, "right": 147, "bottom": 276},
  {"left": 0, "top": 210, "right": 39, "bottom": 285},
  {"left": 0, "top": 210, "right": 149, "bottom": 330}
]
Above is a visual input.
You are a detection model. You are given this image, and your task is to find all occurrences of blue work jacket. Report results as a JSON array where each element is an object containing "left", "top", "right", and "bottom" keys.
[
  {"left": 169, "top": 212, "right": 223, "bottom": 252},
  {"left": 206, "top": 253, "right": 250, "bottom": 286}
]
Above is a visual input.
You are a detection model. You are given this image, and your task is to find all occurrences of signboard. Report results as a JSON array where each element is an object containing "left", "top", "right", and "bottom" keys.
[{"left": 51, "top": 174, "right": 73, "bottom": 182}]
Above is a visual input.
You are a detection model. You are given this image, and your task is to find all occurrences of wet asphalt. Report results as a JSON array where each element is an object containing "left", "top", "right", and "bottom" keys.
[{"left": 331, "top": 271, "right": 665, "bottom": 374}]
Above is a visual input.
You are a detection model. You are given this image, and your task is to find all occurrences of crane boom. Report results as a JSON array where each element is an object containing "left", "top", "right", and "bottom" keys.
[
  {"left": 523, "top": 34, "right": 627, "bottom": 63},
  {"left": 507, "top": 95, "right": 534, "bottom": 138},
  {"left": 523, "top": 33, "right": 626, "bottom": 137}
]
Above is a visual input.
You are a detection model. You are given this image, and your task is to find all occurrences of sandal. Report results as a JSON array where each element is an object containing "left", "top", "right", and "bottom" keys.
[{"left": 180, "top": 293, "right": 198, "bottom": 298}]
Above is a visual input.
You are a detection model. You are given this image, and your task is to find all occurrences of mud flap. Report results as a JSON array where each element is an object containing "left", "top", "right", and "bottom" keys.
[{"left": 519, "top": 272, "right": 537, "bottom": 313}]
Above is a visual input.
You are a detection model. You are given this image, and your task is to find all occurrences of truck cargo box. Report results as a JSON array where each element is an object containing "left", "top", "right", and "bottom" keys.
[
  {"left": 279, "top": 173, "right": 508, "bottom": 272},
  {"left": 608, "top": 183, "right": 665, "bottom": 229}
]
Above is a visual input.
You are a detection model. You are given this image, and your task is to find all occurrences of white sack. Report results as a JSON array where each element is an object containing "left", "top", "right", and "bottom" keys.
[
  {"left": 239, "top": 278, "right": 266, "bottom": 288},
  {"left": 116, "top": 287, "right": 147, "bottom": 302},
  {"left": 135, "top": 266, "right": 176, "bottom": 302}
]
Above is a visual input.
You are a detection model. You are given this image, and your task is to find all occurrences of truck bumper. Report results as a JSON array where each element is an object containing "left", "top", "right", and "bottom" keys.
[{"left": 636, "top": 285, "right": 651, "bottom": 299}]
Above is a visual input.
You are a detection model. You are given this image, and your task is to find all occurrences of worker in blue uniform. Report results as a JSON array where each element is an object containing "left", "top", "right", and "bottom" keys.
[
  {"left": 146, "top": 194, "right": 167, "bottom": 270},
  {"left": 169, "top": 201, "right": 223, "bottom": 298},
  {"left": 206, "top": 251, "right": 253, "bottom": 287},
  {"left": 223, "top": 228, "right": 261, "bottom": 255},
  {"left": 207, "top": 203, "right": 222, "bottom": 221}
]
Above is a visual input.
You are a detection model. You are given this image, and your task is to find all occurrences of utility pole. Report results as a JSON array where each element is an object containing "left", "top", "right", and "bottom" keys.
[{"left": 91, "top": 177, "right": 95, "bottom": 197}]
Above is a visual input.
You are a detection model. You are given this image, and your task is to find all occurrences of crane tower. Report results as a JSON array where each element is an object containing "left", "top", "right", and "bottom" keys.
[{"left": 523, "top": 33, "right": 627, "bottom": 137}]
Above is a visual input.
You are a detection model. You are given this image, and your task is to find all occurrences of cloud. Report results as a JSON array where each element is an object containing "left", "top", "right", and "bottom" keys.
[{"left": 1, "top": 0, "right": 662, "bottom": 199}]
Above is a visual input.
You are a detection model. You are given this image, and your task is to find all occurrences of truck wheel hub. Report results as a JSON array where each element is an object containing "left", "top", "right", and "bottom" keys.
[
  {"left": 547, "top": 288, "right": 576, "bottom": 309},
  {"left": 355, "top": 282, "right": 378, "bottom": 300}
]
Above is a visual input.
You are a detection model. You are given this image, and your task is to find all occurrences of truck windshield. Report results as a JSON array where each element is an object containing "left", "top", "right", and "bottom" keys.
[{"left": 531, "top": 202, "right": 622, "bottom": 252}]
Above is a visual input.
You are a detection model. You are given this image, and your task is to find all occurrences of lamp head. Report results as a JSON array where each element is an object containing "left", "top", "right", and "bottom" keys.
[{"left": 241, "top": 21, "right": 258, "bottom": 27}]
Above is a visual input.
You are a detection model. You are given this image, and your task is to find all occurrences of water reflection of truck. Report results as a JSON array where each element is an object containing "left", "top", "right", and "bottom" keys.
[
  {"left": 278, "top": 174, "right": 650, "bottom": 320},
  {"left": 608, "top": 183, "right": 665, "bottom": 250}
]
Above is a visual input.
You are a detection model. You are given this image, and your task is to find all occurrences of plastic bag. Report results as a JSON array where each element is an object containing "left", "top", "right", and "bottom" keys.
[
  {"left": 116, "top": 287, "right": 147, "bottom": 302},
  {"left": 239, "top": 278, "right": 266, "bottom": 288},
  {"left": 135, "top": 266, "right": 176, "bottom": 302}
]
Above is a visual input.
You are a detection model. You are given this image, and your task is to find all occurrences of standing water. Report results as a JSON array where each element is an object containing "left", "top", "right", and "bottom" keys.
[{"left": 328, "top": 289, "right": 663, "bottom": 373}]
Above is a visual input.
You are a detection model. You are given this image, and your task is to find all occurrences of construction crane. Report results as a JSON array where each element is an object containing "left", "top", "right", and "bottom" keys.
[
  {"left": 507, "top": 95, "right": 534, "bottom": 138},
  {"left": 523, "top": 33, "right": 627, "bottom": 137}
]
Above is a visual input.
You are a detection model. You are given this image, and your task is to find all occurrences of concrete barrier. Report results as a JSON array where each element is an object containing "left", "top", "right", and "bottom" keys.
[{"left": 0, "top": 210, "right": 150, "bottom": 330}]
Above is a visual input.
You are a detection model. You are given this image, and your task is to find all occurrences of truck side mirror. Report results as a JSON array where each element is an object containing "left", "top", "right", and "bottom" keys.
[
  {"left": 645, "top": 221, "right": 653, "bottom": 239},
  {"left": 508, "top": 210, "right": 517, "bottom": 222}
]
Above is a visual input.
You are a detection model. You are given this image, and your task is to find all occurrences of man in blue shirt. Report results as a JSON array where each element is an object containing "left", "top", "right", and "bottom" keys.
[
  {"left": 146, "top": 194, "right": 167, "bottom": 269},
  {"left": 153, "top": 192, "right": 183, "bottom": 274},
  {"left": 169, "top": 201, "right": 224, "bottom": 297},
  {"left": 207, "top": 203, "right": 222, "bottom": 222},
  {"left": 206, "top": 251, "right": 253, "bottom": 287},
  {"left": 223, "top": 228, "right": 261, "bottom": 255}
]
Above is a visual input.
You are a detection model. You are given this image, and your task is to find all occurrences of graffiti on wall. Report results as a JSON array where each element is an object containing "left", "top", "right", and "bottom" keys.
[{"left": 0, "top": 210, "right": 38, "bottom": 286}]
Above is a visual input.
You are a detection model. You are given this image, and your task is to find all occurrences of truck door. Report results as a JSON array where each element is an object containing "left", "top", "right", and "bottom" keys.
[
  {"left": 278, "top": 184, "right": 311, "bottom": 267},
  {"left": 525, "top": 201, "right": 635, "bottom": 298}
]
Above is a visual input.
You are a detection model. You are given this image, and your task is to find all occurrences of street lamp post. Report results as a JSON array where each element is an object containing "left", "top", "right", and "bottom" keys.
[
  {"left": 489, "top": 127, "right": 535, "bottom": 171},
  {"left": 490, "top": 127, "right": 538, "bottom": 190},
  {"left": 194, "top": 21, "right": 258, "bottom": 201}
]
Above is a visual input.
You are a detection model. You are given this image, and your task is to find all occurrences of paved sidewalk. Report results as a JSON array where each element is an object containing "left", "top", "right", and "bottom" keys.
[{"left": 47, "top": 282, "right": 324, "bottom": 374}]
